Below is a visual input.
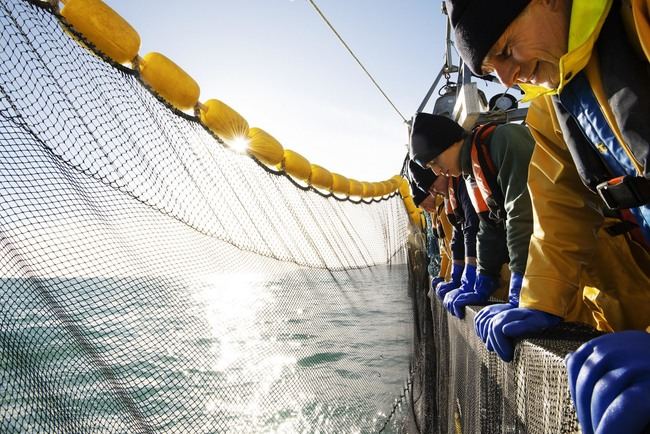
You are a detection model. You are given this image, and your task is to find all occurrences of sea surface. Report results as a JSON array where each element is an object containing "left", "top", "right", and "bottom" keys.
[{"left": 1, "top": 264, "right": 413, "bottom": 433}]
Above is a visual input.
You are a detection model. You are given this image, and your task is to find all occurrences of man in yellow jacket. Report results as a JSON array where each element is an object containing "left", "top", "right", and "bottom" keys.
[{"left": 445, "top": 0, "right": 650, "bottom": 431}]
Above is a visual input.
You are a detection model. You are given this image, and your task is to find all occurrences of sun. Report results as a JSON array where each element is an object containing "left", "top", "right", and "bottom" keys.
[{"left": 227, "top": 136, "right": 251, "bottom": 154}]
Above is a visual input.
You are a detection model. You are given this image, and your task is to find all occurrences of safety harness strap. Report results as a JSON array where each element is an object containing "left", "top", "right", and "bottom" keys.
[
  {"left": 470, "top": 124, "right": 505, "bottom": 223},
  {"left": 597, "top": 175, "right": 650, "bottom": 210}
]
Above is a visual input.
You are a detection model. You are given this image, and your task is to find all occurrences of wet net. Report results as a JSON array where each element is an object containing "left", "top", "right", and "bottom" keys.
[{"left": 0, "top": 1, "right": 415, "bottom": 432}]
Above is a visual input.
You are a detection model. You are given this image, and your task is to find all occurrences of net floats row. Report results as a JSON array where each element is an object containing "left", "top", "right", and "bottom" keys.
[{"left": 57, "top": 0, "right": 420, "bottom": 221}]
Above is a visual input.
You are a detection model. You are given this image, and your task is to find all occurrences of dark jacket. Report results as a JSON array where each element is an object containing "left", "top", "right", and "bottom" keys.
[
  {"left": 460, "top": 124, "right": 535, "bottom": 276},
  {"left": 449, "top": 177, "right": 479, "bottom": 261}
]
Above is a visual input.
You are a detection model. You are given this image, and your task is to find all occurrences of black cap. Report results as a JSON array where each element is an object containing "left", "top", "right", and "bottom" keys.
[
  {"left": 410, "top": 181, "right": 430, "bottom": 207},
  {"left": 409, "top": 113, "right": 465, "bottom": 168},
  {"left": 445, "top": 0, "right": 531, "bottom": 75},
  {"left": 408, "top": 159, "right": 437, "bottom": 192}
]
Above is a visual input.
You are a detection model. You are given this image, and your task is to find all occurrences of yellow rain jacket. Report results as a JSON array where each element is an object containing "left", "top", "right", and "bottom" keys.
[
  {"left": 431, "top": 195, "right": 511, "bottom": 299},
  {"left": 431, "top": 195, "right": 454, "bottom": 280},
  {"left": 521, "top": 0, "right": 650, "bottom": 332}
]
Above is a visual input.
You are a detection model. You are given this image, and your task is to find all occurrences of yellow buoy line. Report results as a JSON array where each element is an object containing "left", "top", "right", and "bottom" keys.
[{"left": 50, "top": 0, "right": 423, "bottom": 226}]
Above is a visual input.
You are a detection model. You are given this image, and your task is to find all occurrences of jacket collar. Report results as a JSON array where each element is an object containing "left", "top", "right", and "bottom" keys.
[{"left": 520, "top": 0, "right": 612, "bottom": 101}]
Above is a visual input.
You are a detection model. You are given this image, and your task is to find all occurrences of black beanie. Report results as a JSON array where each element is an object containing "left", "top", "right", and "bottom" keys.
[
  {"left": 408, "top": 159, "right": 437, "bottom": 192},
  {"left": 409, "top": 113, "right": 465, "bottom": 168},
  {"left": 445, "top": 0, "right": 531, "bottom": 75},
  {"left": 410, "top": 181, "right": 430, "bottom": 207}
]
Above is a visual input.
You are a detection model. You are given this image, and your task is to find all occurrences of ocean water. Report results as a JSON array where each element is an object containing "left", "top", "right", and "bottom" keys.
[{"left": 0, "top": 264, "right": 413, "bottom": 433}]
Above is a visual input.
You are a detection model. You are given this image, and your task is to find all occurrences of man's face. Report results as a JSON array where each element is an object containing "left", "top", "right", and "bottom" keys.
[
  {"left": 426, "top": 140, "right": 463, "bottom": 177},
  {"left": 419, "top": 194, "right": 436, "bottom": 212},
  {"left": 430, "top": 176, "right": 449, "bottom": 197},
  {"left": 480, "top": 0, "right": 569, "bottom": 89}
]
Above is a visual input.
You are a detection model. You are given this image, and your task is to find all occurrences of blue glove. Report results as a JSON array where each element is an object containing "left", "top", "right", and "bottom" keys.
[
  {"left": 474, "top": 272, "right": 523, "bottom": 341},
  {"left": 475, "top": 303, "right": 513, "bottom": 342},
  {"left": 435, "top": 263, "right": 464, "bottom": 299},
  {"left": 442, "top": 264, "right": 478, "bottom": 316},
  {"left": 565, "top": 331, "right": 650, "bottom": 434},
  {"left": 442, "top": 287, "right": 465, "bottom": 316},
  {"left": 447, "top": 273, "right": 498, "bottom": 319},
  {"left": 428, "top": 276, "right": 444, "bottom": 298},
  {"left": 507, "top": 271, "right": 523, "bottom": 306},
  {"left": 485, "top": 308, "right": 561, "bottom": 362}
]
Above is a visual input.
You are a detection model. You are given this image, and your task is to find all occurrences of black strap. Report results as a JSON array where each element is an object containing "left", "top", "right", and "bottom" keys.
[
  {"left": 604, "top": 220, "right": 639, "bottom": 236},
  {"left": 597, "top": 175, "right": 650, "bottom": 209}
]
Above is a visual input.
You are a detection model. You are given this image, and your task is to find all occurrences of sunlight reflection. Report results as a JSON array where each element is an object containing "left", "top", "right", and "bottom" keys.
[
  {"left": 227, "top": 136, "right": 251, "bottom": 154},
  {"left": 196, "top": 272, "right": 268, "bottom": 371},
  {"left": 194, "top": 271, "right": 303, "bottom": 428}
]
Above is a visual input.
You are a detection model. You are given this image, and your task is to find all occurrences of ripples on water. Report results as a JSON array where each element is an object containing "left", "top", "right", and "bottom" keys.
[{"left": 1, "top": 265, "right": 412, "bottom": 433}]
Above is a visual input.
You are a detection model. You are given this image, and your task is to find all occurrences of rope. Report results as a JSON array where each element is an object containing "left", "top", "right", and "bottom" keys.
[{"left": 306, "top": 0, "right": 408, "bottom": 124}]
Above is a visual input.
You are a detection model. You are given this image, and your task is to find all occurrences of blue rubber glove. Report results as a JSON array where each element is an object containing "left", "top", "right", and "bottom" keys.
[
  {"left": 442, "top": 264, "right": 478, "bottom": 316},
  {"left": 474, "top": 272, "right": 523, "bottom": 342},
  {"left": 485, "top": 308, "right": 562, "bottom": 362},
  {"left": 475, "top": 303, "right": 512, "bottom": 342},
  {"left": 428, "top": 276, "right": 444, "bottom": 298},
  {"left": 507, "top": 271, "right": 523, "bottom": 306},
  {"left": 447, "top": 273, "right": 499, "bottom": 319},
  {"left": 565, "top": 331, "right": 650, "bottom": 434},
  {"left": 435, "top": 263, "right": 464, "bottom": 299},
  {"left": 442, "top": 287, "right": 465, "bottom": 316}
]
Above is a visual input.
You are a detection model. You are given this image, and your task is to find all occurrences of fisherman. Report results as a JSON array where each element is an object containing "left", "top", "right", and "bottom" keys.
[
  {"left": 409, "top": 158, "right": 480, "bottom": 300},
  {"left": 408, "top": 161, "right": 445, "bottom": 290},
  {"left": 410, "top": 113, "right": 532, "bottom": 319},
  {"left": 410, "top": 177, "right": 443, "bottom": 283},
  {"left": 445, "top": 0, "right": 650, "bottom": 430}
]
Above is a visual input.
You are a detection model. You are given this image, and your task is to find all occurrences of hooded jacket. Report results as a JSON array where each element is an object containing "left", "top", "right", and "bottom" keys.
[{"left": 521, "top": 0, "right": 650, "bottom": 331}]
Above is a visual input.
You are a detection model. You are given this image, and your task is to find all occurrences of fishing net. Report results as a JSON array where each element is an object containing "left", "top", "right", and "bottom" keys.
[
  {"left": 0, "top": 1, "right": 415, "bottom": 432},
  {"left": 1, "top": 1, "right": 599, "bottom": 433},
  {"left": 430, "top": 296, "right": 600, "bottom": 434}
]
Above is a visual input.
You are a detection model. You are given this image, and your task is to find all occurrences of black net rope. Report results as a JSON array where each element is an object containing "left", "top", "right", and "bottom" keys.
[{"left": 0, "top": 1, "right": 415, "bottom": 432}]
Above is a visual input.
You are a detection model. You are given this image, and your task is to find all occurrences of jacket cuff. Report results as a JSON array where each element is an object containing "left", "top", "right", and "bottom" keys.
[{"left": 519, "top": 275, "right": 579, "bottom": 318}]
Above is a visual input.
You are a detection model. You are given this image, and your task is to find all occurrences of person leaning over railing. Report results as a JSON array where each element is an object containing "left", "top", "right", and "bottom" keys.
[
  {"left": 422, "top": 203, "right": 442, "bottom": 278},
  {"left": 408, "top": 159, "right": 473, "bottom": 298},
  {"left": 409, "top": 161, "right": 453, "bottom": 294},
  {"left": 408, "top": 162, "right": 443, "bottom": 284},
  {"left": 445, "top": 0, "right": 650, "bottom": 432},
  {"left": 410, "top": 115, "right": 512, "bottom": 310},
  {"left": 410, "top": 113, "right": 530, "bottom": 320},
  {"left": 410, "top": 180, "right": 442, "bottom": 279}
]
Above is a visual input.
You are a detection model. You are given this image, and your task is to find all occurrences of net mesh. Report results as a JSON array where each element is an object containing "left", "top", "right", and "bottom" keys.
[
  {"left": 430, "top": 296, "right": 600, "bottom": 434},
  {"left": 0, "top": 1, "right": 414, "bottom": 432}
]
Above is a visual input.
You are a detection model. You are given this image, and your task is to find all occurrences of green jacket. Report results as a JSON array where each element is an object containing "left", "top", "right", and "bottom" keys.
[{"left": 460, "top": 123, "right": 535, "bottom": 277}]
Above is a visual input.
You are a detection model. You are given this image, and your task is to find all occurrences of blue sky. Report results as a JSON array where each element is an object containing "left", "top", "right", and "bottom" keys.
[{"left": 104, "top": 1, "right": 500, "bottom": 181}]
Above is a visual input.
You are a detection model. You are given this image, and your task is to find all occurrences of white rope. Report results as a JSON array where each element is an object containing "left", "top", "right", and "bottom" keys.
[{"left": 306, "top": 0, "right": 408, "bottom": 123}]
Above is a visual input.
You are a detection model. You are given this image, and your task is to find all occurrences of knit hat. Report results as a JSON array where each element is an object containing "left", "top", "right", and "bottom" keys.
[
  {"left": 408, "top": 159, "right": 437, "bottom": 192},
  {"left": 409, "top": 113, "right": 466, "bottom": 168},
  {"left": 410, "top": 181, "right": 430, "bottom": 207},
  {"left": 445, "top": 0, "right": 531, "bottom": 75}
]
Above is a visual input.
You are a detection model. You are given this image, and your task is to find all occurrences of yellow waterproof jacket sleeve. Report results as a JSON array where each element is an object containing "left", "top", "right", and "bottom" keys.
[
  {"left": 520, "top": 97, "right": 605, "bottom": 319},
  {"left": 433, "top": 198, "right": 454, "bottom": 279},
  {"left": 521, "top": 0, "right": 650, "bottom": 329}
]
